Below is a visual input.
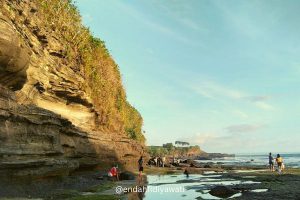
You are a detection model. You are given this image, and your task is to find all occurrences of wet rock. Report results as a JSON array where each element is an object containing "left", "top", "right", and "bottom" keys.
[
  {"left": 119, "top": 171, "right": 135, "bottom": 180},
  {"left": 179, "top": 163, "right": 190, "bottom": 168},
  {"left": 204, "top": 164, "right": 212, "bottom": 168},
  {"left": 209, "top": 186, "right": 239, "bottom": 198},
  {"left": 190, "top": 162, "right": 202, "bottom": 168}
]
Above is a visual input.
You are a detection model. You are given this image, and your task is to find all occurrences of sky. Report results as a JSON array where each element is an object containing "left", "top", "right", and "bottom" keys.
[{"left": 76, "top": 0, "right": 300, "bottom": 153}]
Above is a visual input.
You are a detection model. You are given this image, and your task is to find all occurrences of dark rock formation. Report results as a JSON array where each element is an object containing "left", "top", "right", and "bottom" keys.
[
  {"left": 119, "top": 171, "right": 135, "bottom": 180},
  {"left": 209, "top": 186, "right": 239, "bottom": 198},
  {"left": 196, "top": 153, "right": 235, "bottom": 160}
]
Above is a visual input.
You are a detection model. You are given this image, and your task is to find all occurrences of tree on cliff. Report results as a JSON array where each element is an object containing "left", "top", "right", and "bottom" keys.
[
  {"left": 175, "top": 141, "right": 190, "bottom": 146},
  {"left": 163, "top": 143, "right": 174, "bottom": 151}
]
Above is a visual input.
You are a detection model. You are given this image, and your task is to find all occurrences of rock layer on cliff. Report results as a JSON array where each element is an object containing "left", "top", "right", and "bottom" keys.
[{"left": 0, "top": 0, "right": 146, "bottom": 177}]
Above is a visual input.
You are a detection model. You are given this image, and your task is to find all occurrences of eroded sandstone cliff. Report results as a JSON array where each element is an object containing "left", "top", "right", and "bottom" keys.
[{"left": 0, "top": 0, "right": 146, "bottom": 178}]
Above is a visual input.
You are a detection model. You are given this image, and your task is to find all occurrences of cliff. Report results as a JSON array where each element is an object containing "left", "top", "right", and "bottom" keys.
[{"left": 0, "top": 0, "right": 146, "bottom": 178}]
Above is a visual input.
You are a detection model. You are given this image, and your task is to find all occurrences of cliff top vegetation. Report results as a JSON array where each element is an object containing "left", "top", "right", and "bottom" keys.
[{"left": 30, "top": 0, "right": 145, "bottom": 142}]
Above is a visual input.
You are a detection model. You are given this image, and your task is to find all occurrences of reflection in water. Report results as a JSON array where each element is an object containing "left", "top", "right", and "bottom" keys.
[{"left": 251, "top": 189, "right": 268, "bottom": 193}]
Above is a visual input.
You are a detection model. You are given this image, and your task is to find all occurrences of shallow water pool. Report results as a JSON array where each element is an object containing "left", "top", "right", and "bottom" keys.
[{"left": 143, "top": 173, "right": 257, "bottom": 200}]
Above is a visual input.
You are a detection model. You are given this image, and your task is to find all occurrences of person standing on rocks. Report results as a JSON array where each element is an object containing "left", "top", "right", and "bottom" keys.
[
  {"left": 154, "top": 157, "right": 158, "bottom": 167},
  {"left": 157, "top": 157, "right": 162, "bottom": 167},
  {"left": 276, "top": 154, "right": 284, "bottom": 173},
  {"left": 138, "top": 156, "right": 144, "bottom": 183},
  {"left": 269, "top": 152, "right": 274, "bottom": 171},
  {"left": 184, "top": 167, "right": 189, "bottom": 178},
  {"left": 162, "top": 156, "right": 166, "bottom": 167}
]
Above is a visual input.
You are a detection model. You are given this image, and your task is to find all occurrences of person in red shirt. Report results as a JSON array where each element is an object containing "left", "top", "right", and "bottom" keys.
[{"left": 108, "top": 165, "right": 119, "bottom": 181}]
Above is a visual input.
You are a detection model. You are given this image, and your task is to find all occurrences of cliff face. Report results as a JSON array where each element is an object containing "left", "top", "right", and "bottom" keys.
[{"left": 0, "top": 0, "right": 146, "bottom": 177}]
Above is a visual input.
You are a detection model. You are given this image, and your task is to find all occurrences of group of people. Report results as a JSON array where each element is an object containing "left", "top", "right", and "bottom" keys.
[
  {"left": 148, "top": 156, "right": 166, "bottom": 167},
  {"left": 269, "top": 153, "right": 284, "bottom": 173}
]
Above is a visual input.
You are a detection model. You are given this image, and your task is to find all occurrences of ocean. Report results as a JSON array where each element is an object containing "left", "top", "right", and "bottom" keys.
[{"left": 195, "top": 153, "right": 300, "bottom": 168}]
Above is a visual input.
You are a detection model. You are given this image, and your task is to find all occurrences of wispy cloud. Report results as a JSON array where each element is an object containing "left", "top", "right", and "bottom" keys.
[
  {"left": 189, "top": 79, "right": 275, "bottom": 111},
  {"left": 178, "top": 133, "right": 218, "bottom": 145},
  {"left": 232, "top": 110, "right": 249, "bottom": 119},
  {"left": 179, "top": 132, "right": 265, "bottom": 153},
  {"left": 225, "top": 123, "right": 265, "bottom": 134},
  {"left": 254, "top": 101, "right": 274, "bottom": 111},
  {"left": 149, "top": 1, "right": 206, "bottom": 32},
  {"left": 179, "top": 18, "right": 203, "bottom": 31},
  {"left": 245, "top": 95, "right": 274, "bottom": 110},
  {"left": 191, "top": 81, "right": 245, "bottom": 100},
  {"left": 114, "top": 1, "right": 194, "bottom": 45},
  {"left": 247, "top": 95, "right": 271, "bottom": 102},
  {"left": 212, "top": 1, "right": 268, "bottom": 39}
]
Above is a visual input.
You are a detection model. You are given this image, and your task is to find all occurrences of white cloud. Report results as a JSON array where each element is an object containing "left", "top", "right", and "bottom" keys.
[
  {"left": 191, "top": 81, "right": 245, "bottom": 100},
  {"left": 225, "top": 123, "right": 265, "bottom": 134},
  {"left": 233, "top": 110, "right": 249, "bottom": 119},
  {"left": 254, "top": 101, "right": 274, "bottom": 111},
  {"left": 212, "top": 1, "right": 268, "bottom": 40},
  {"left": 179, "top": 131, "right": 270, "bottom": 153},
  {"left": 247, "top": 95, "right": 271, "bottom": 102},
  {"left": 246, "top": 95, "right": 274, "bottom": 110},
  {"left": 189, "top": 80, "right": 275, "bottom": 111},
  {"left": 178, "top": 133, "right": 218, "bottom": 145},
  {"left": 114, "top": 1, "right": 194, "bottom": 45}
]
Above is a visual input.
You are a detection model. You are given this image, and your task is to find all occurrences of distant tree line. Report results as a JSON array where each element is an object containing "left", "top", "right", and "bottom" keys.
[
  {"left": 175, "top": 141, "right": 190, "bottom": 146},
  {"left": 148, "top": 142, "right": 200, "bottom": 157}
]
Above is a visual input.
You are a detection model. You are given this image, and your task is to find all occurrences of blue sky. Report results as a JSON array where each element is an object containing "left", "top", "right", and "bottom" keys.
[{"left": 76, "top": 0, "right": 300, "bottom": 153}]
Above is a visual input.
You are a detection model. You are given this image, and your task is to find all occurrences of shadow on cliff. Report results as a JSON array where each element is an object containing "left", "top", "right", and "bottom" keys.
[{"left": 0, "top": 85, "right": 121, "bottom": 172}]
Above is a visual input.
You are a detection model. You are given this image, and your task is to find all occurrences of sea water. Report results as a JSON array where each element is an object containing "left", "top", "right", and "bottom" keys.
[{"left": 195, "top": 153, "right": 300, "bottom": 168}]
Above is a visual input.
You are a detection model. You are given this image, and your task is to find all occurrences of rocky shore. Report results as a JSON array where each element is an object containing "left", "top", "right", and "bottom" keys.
[
  {"left": 222, "top": 168, "right": 300, "bottom": 200},
  {"left": 144, "top": 164, "right": 300, "bottom": 200},
  {"left": 0, "top": 161, "right": 299, "bottom": 200}
]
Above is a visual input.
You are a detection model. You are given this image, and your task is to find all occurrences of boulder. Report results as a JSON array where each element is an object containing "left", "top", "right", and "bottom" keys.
[
  {"left": 209, "top": 186, "right": 239, "bottom": 198},
  {"left": 119, "top": 171, "right": 135, "bottom": 180},
  {"left": 190, "top": 162, "right": 203, "bottom": 168},
  {"left": 178, "top": 163, "right": 190, "bottom": 168},
  {"left": 181, "top": 159, "right": 194, "bottom": 164},
  {"left": 204, "top": 164, "right": 212, "bottom": 168}
]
